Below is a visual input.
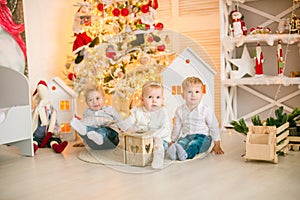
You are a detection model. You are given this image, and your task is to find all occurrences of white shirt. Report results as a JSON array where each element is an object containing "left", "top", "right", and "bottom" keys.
[
  {"left": 82, "top": 106, "right": 122, "bottom": 127},
  {"left": 118, "top": 106, "right": 171, "bottom": 142},
  {"left": 171, "top": 101, "right": 220, "bottom": 142}
]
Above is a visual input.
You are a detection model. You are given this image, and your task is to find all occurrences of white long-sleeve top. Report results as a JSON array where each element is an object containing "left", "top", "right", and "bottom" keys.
[
  {"left": 118, "top": 106, "right": 171, "bottom": 142},
  {"left": 82, "top": 106, "right": 122, "bottom": 127},
  {"left": 171, "top": 101, "right": 221, "bottom": 142}
]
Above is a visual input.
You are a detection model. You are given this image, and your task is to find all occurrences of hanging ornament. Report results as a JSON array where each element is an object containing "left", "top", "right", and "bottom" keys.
[
  {"left": 97, "top": 3, "right": 104, "bottom": 11},
  {"left": 68, "top": 72, "right": 76, "bottom": 81},
  {"left": 112, "top": 8, "right": 120, "bottom": 16},
  {"left": 155, "top": 22, "right": 164, "bottom": 30},
  {"left": 157, "top": 44, "right": 165, "bottom": 52},
  {"left": 65, "top": 62, "right": 71, "bottom": 70},
  {"left": 141, "top": 5, "right": 150, "bottom": 13},
  {"left": 121, "top": 8, "right": 129, "bottom": 16},
  {"left": 106, "top": 44, "right": 117, "bottom": 59}
]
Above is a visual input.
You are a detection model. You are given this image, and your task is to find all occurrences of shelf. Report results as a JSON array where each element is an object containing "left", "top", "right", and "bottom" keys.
[
  {"left": 223, "top": 34, "right": 300, "bottom": 51},
  {"left": 223, "top": 76, "right": 300, "bottom": 87},
  {"left": 220, "top": 0, "right": 300, "bottom": 127}
]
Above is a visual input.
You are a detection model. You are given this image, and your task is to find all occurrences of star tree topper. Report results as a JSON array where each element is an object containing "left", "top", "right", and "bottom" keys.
[{"left": 229, "top": 45, "right": 255, "bottom": 78}]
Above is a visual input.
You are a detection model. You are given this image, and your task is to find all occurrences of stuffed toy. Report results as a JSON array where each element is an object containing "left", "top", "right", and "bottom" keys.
[
  {"left": 230, "top": 10, "right": 247, "bottom": 37},
  {"left": 72, "top": 2, "right": 93, "bottom": 63},
  {"left": 32, "top": 80, "right": 68, "bottom": 153}
]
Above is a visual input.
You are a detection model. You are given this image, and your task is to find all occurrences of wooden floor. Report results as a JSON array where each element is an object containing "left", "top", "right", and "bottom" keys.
[{"left": 1, "top": 130, "right": 300, "bottom": 200}]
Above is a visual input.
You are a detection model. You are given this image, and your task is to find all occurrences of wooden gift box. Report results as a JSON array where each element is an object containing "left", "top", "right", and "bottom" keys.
[
  {"left": 122, "top": 131, "right": 154, "bottom": 166},
  {"left": 244, "top": 122, "right": 289, "bottom": 163}
]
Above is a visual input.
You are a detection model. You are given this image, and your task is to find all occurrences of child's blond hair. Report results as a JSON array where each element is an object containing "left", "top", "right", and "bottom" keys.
[
  {"left": 142, "top": 81, "right": 164, "bottom": 97},
  {"left": 181, "top": 76, "right": 203, "bottom": 91},
  {"left": 84, "top": 83, "right": 105, "bottom": 102}
]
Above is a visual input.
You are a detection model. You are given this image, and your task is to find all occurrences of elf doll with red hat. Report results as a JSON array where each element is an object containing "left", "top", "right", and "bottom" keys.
[{"left": 32, "top": 80, "right": 68, "bottom": 153}]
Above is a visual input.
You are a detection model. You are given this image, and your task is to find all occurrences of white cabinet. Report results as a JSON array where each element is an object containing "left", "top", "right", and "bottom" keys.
[{"left": 220, "top": 0, "right": 300, "bottom": 127}]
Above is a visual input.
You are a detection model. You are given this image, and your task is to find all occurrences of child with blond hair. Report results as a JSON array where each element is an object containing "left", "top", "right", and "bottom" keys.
[
  {"left": 167, "top": 76, "right": 224, "bottom": 161},
  {"left": 118, "top": 81, "right": 171, "bottom": 169},
  {"left": 71, "top": 84, "right": 122, "bottom": 150}
]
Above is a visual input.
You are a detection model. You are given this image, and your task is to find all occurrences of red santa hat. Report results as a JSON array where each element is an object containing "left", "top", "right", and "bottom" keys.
[{"left": 32, "top": 80, "right": 48, "bottom": 96}]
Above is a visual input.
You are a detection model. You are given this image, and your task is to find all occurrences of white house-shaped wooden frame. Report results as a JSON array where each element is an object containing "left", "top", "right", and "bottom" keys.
[
  {"left": 161, "top": 47, "right": 217, "bottom": 120},
  {"left": 48, "top": 77, "right": 77, "bottom": 141}
]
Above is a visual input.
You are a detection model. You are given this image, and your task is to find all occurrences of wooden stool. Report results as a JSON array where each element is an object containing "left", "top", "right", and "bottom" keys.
[{"left": 122, "top": 131, "right": 154, "bottom": 166}]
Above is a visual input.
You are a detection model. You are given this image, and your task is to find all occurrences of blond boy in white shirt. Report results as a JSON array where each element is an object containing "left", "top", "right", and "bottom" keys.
[{"left": 167, "top": 77, "right": 224, "bottom": 161}]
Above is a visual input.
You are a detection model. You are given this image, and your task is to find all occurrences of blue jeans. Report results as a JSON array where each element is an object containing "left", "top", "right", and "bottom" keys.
[
  {"left": 177, "top": 134, "right": 212, "bottom": 159},
  {"left": 81, "top": 126, "right": 119, "bottom": 150}
]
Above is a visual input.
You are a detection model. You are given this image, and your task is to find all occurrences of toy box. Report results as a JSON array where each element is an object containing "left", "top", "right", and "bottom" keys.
[
  {"left": 122, "top": 131, "right": 154, "bottom": 166},
  {"left": 244, "top": 122, "right": 289, "bottom": 163}
]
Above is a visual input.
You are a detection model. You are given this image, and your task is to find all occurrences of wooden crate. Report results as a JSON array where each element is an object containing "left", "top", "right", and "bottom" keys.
[
  {"left": 122, "top": 131, "right": 154, "bottom": 166},
  {"left": 244, "top": 122, "right": 289, "bottom": 163},
  {"left": 288, "top": 136, "right": 300, "bottom": 151}
]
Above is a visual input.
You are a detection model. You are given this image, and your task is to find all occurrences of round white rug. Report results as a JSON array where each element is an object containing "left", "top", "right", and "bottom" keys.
[
  {"left": 78, "top": 147, "right": 174, "bottom": 173},
  {"left": 78, "top": 146, "right": 211, "bottom": 174}
]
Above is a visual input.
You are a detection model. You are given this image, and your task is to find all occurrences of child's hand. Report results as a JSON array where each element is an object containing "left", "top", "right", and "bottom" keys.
[
  {"left": 211, "top": 141, "right": 224, "bottom": 155},
  {"left": 168, "top": 141, "right": 175, "bottom": 147}
]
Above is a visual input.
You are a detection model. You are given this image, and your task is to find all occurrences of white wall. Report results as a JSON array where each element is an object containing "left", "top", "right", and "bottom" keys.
[{"left": 23, "top": 0, "right": 78, "bottom": 93}]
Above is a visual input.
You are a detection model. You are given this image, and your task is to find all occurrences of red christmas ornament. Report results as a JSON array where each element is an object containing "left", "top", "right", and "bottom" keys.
[
  {"left": 141, "top": 5, "right": 149, "bottom": 13},
  {"left": 68, "top": 73, "right": 76, "bottom": 81},
  {"left": 121, "top": 8, "right": 129, "bottom": 16},
  {"left": 155, "top": 22, "right": 164, "bottom": 30},
  {"left": 157, "top": 44, "right": 165, "bottom": 52},
  {"left": 145, "top": 24, "right": 150, "bottom": 30},
  {"left": 106, "top": 45, "right": 116, "bottom": 59},
  {"left": 112, "top": 8, "right": 120, "bottom": 16},
  {"left": 148, "top": 36, "right": 154, "bottom": 43},
  {"left": 185, "top": 59, "right": 190, "bottom": 64},
  {"left": 97, "top": 3, "right": 104, "bottom": 11}
]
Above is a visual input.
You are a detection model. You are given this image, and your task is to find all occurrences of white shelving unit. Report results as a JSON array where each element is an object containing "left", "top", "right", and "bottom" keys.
[{"left": 220, "top": 0, "right": 300, "bottom": 127}]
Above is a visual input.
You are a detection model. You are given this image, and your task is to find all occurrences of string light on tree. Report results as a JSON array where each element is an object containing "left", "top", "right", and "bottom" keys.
[{"left": 64, "top": 0, "right": 176, "bottom": 102}]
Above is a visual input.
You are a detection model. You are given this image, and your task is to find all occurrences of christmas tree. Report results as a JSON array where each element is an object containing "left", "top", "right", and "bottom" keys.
[{"left": 65, "top": 0, "right": 175, "bottom": 114}]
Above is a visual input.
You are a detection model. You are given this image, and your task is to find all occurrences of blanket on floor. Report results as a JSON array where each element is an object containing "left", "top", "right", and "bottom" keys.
[{"left": 78, "top": 146, "right": 210, "bottom": 174}]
